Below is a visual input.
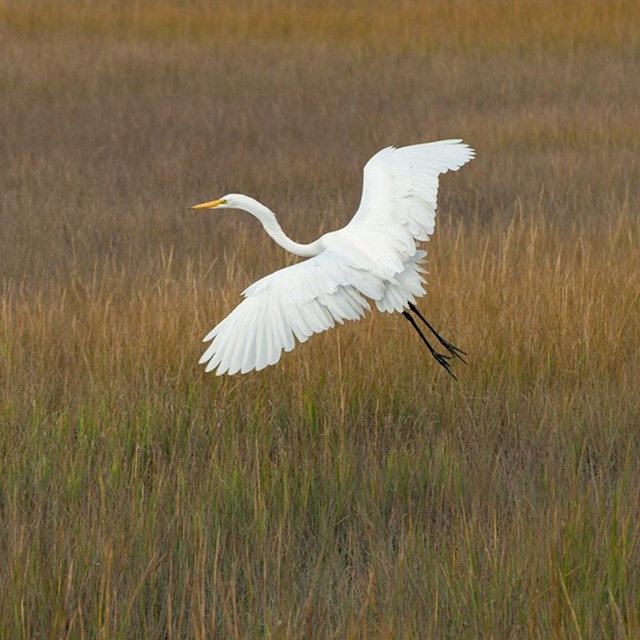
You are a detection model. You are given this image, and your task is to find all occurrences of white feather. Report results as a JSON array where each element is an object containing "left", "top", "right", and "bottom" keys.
[{"left": 195, "top": 140, "right": 475, "bottom": 375}]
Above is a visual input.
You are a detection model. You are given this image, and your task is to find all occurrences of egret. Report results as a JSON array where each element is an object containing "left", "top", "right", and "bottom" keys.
[{"left": 190, "top": 139, "right": 475, "bottom": 377}]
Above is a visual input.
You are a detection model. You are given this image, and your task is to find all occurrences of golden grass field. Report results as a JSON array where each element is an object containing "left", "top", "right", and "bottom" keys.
[{"left": 1, "top": 1, "right": 640, "bottom": 637}]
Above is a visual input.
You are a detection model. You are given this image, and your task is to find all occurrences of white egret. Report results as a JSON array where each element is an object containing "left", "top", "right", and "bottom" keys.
[{"left": 190, "top": 139, "right": 475, "bottom": 377}]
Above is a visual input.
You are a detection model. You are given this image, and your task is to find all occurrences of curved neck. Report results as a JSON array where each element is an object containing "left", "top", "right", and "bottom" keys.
[{"left": 232, "top": 195, "right": 322, "bottom": 258}]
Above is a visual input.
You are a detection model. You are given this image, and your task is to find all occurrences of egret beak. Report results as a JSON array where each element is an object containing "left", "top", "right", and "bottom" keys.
[{"left": 188, "top": 198, "right": 226, "bottom": 210}]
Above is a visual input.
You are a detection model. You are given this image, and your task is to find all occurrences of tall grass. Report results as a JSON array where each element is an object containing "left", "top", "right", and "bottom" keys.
[
  {"left": 1, "top": 1, "right": 639, "bottom": 637},
  {"left": 3, "top": 0, "right": 639, "bottom": 53}
]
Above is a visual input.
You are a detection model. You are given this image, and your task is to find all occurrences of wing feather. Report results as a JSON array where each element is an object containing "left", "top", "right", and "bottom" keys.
[
  {"left": 201, "top": 250, "right": 375, "bottom": 375},
  {"left": 339, "top": 139, "right": 474, "bottom": 312},
  {"left": 347, "top": 139, "right": 474, "bottom": 259}
]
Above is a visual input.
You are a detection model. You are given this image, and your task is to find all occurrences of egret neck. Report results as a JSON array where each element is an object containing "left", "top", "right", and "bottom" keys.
[{"left": 230, "top": 195, "right": 323, "bottom": 258}]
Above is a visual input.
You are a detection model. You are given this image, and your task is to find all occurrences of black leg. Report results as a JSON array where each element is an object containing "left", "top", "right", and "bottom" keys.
[
  {"left": 408, "top": 302, "right": 467, "bottom": 363},
  {"left": 402, "top": 311, "right": 457, "bottom": 380}
]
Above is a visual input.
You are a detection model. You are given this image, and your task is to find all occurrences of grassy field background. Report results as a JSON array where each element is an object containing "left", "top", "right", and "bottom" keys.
[{"left": 1, "top": 1, "right": 640, "bottom": 637}]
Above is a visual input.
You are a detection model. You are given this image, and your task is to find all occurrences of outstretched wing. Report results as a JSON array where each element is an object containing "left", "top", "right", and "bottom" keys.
[
  {"left": 199, "top": 251, "right": 385, "bottom": 375},
  {"left": 347, "top": 139, "right": 475, "bottom": 261}
]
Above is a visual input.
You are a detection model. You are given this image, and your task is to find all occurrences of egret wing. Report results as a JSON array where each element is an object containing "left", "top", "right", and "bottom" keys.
[
  {"left": 347, "top": 139, "right": 474, "bottom": 262},
  {"left": 199, "top": 250, "right": 384, "bottom": 375}
]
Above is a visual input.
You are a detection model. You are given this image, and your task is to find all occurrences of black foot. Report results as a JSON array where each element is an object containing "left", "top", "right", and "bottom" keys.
[
  {"left": 408, "top": 302, "right": 467, "bottom": 363},
  {"left": 432, "top": 350, "right": 457, "bottom": 381},
  {"left": 437, "top": 337, "right": 468, "bottom": 364},
  {"left": 402, "top": 311, "right": 458, "bottom": 380}
]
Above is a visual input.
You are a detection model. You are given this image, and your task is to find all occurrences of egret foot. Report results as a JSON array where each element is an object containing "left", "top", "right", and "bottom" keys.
[
  {"left": 402, "top": 311, "right": 458, "bottom": 380},
  {"left": 408, "top": 302, "right": 467, "bottom": 364}
]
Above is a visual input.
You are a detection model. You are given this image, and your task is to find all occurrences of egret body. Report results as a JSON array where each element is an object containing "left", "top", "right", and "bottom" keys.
[{"left": 190, "top": 140, "right": 475, "bottom": 377}]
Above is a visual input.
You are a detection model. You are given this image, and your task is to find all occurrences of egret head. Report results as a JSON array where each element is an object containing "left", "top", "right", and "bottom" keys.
[{"left": 189, "top": 193, "right": 258, "bottom": 211}]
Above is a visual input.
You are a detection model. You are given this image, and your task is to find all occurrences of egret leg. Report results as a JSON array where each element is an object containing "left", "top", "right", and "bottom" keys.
[
  {"left": 402, "top": 311, "right": 457, "bottom": 380},
  {"left": 408, "top": 302, "right": 467, "bottom": 363}
]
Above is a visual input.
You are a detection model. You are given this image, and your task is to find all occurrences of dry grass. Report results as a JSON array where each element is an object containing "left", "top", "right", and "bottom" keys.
[
  {"left": 1, "top": 1, "right": 640, "bottom": 637},
  {"left": 3, "top": 0, "right": 640, "bottom": 53}
]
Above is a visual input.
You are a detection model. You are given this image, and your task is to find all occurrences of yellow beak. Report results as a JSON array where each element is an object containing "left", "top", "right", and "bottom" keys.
[{"left": 188, "top": 198, "right": 226, "bottom": 210}]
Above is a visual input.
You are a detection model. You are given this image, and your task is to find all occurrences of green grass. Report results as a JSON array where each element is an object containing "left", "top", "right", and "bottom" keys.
[{"left": 1, "top": 1, "right": 640, "bottom": 637}]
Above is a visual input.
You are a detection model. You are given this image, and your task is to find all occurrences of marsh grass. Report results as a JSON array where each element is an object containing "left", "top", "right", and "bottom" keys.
[{"left": 1, "top": 1, "right": 640, "bottom": 637}]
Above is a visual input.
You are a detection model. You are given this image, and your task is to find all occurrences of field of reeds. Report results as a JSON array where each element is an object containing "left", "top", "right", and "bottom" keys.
[{"left": 1, "top": 1, "right": 640, "bottom": 637}]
